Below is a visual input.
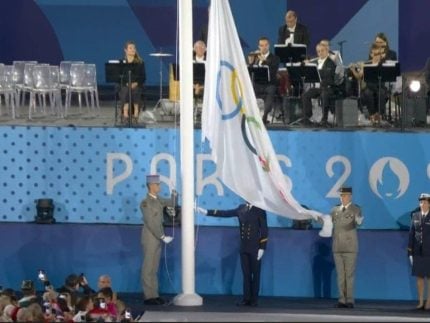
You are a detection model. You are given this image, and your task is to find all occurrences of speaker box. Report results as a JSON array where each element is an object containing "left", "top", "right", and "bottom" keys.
[
  {"left": 335, "top": 98, "right": 359, "bottom": 127},
  {"left": 404, "top": 97, "right": 427, "bottom": 127}
]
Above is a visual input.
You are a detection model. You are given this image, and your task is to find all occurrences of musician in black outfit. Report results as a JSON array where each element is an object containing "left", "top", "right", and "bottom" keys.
[
  {"left": 118, "top": 40, "right": 146, "bottom": 124},
  {"left": 302, "top": 43, "right": 336, "bottom": 126},
  {"left": 248, "top": 36, "right": 280, "bottom": 125},
  {"left": 197, "top": 202, "right": 268, "bottom": 307},
  {"left": 277, "top": 10, "right": 310, "bottom": 47},
  {"left": 372, "top": 32, "right": 397, "bottom": 61}
]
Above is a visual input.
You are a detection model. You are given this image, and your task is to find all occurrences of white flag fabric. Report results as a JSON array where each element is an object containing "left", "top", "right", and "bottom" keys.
[{"left": 201, "top": 0, "right": 324, "bottom": 222}]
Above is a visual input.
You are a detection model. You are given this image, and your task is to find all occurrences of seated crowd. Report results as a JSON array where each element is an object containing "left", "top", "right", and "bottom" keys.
[{"left": 0, "top": 272, "right": 131, "bottom": 322}]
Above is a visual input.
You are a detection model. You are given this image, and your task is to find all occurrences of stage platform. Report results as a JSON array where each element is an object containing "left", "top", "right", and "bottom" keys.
[
  {"left": 119, "top": 294, "right": 430, "bottom": 322},
  {"left": 0, "top": 98, "right": 428, "bottom": 132}
]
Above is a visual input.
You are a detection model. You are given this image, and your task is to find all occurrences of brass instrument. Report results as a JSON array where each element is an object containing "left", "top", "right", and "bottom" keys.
[{"left": 248, "top": 50, "right": 261, "bottom": 57}]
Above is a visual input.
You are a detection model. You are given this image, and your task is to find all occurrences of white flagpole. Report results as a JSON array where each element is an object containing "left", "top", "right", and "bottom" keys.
[{"left": 173, "top": 0, "right": 203, "bottom": 306}]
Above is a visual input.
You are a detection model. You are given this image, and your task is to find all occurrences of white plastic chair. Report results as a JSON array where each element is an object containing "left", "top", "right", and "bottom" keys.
[
  {"left": 65, "top": 63, "right": 100, "bottom": 116},
  {"left": 28, "top": 65, "right": 63, "bottom": 119},
  {"left": 0, "top": 64, "right": 17, "bottom": 118},
  {"left": 59, "top": 61, "right": 85, "bottom": 106},
  {"left": 13, "top": 60, "right": 37, "bottom": 108}
]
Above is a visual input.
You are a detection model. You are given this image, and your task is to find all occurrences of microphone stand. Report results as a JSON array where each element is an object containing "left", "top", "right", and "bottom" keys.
[
  {"left": 337, "top": 40, "right": 346, "bottom": 59},
  {"left": 127, "top": 70, "right": 132, "bottom": 128}
]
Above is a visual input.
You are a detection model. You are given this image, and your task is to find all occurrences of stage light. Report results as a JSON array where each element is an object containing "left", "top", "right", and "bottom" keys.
[
  {"left": 409, "top": 80, "right": 421, "bottom": 93},
  {"left": 34, "top": 198, "right": 56, "bottom": 224}
]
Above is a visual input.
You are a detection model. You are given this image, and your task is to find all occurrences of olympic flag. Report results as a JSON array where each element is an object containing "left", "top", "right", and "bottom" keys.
[{"left": 201, "top": 0, "right": 330, "bottom": 231}]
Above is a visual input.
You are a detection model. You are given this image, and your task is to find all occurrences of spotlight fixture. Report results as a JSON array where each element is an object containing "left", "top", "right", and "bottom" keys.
[{"left": 409, "top": 80, "right": 421, "bottom": 93}]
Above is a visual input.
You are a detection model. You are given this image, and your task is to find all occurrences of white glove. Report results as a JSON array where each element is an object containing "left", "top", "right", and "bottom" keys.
[
  {"left": 195, "top": 206, "right": 208, "bottom": 215},
  {"left": 161, "top": 235, "right": 173, "bottom": 244},
  {"left": 257, "top": 249, "right": 265, "bottom": 261},
  {"left": 409, "top": 255, "right": 413, "bottom": 266},
  {"left": 319, "top": 215, "right": 333, "bottom": 238}
]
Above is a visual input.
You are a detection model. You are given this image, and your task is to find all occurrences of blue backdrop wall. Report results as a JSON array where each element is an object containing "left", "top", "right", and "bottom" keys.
[
  {"left": 0, "top": 126, "right": 427, "bottom": 229},
  {"left": 1, "top": 0, "right": 429, "bottom": 85},
  {"left": 0, "top": 223, "right": 415, "bottom": 300}
]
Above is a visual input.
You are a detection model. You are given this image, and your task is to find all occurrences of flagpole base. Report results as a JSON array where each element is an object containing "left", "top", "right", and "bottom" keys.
[{"left": 173, "top": 293, "right": 203, "bottom": 306}]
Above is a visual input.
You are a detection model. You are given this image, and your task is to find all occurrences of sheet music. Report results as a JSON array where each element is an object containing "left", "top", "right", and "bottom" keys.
[
  {"left": 274, "top": 44, "right": 307, "bottom": 49},
  {"left": 285, "top": 62, "right": 302, "bottom": 67}
]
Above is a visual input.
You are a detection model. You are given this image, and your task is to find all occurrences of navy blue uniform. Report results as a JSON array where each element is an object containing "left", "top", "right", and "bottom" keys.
[
  {"left": 208, "top": 204, "right": 268, "bottom": 305},
  {"left": 408, "top": 211, "right": 430, "bottom": 276}
]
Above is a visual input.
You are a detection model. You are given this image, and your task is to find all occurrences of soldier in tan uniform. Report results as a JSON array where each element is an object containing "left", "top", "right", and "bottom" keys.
[
  {"left": 140, "top": 174, "right": 175, "bottom": 305},
  {"left": 331, "top": 186, "right": 363, "bottom": 309}
]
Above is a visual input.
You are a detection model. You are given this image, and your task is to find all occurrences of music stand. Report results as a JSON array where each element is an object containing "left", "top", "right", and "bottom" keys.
[
  {"left": 363, "top": 62, "right": 400, "bottom": 122},
  {"left": 274, "top": 44, "right": 307, "bottom": 64},
  {"left": 105, "top": 61, "right": 144, "bottom": 127},
  {"left": 248, "top": 65, "right": 270, "bottom": 84},
  {"left": 170, "top": 63, "right": 206, "bottom": 84},
  {"left": 151, "top": 51, "right": 173, "bottom": 112},
  {"left": 193, "top": 62, "right": 206, "bottom": 85},
  {"left": 286, "top": 63, "right": 320, "bottom": 125}
]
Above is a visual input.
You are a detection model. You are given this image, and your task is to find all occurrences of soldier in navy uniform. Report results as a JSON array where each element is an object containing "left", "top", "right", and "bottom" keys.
[
  {"left": 330, "top": 186, "right": 363, "bottom": 309},
  {"left": 197, "top": 202, "right": 268, "bottom": 307},
  {"left": 408, "top": 193, "right": 430, "bottom": 310}
]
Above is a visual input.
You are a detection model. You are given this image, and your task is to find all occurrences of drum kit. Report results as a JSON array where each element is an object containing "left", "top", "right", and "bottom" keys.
[{"left": 150, "top": 51, "right": 173, "bottom": 111}]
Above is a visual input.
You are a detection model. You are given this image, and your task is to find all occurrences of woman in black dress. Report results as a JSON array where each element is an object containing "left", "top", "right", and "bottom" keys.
[{"left": 118, "top": 40, "right": 146, "bottom": 123}]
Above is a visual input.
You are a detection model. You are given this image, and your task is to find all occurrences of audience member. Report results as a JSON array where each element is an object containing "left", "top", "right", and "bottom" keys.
[
  {"left": 17, "top": 280, "right": 39, "bottom": 308},
  {"left": 73, "top": 295, "right": 94, "bottom": 322},
  {"left": 97, "top": 274, "right": 126, "bottom": 315},
  {"left": 56, "top": 273, "right": 95, "bottom": 308}
]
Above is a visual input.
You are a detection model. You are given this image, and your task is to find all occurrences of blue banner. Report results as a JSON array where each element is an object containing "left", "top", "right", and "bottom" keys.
[{"left": 0, "top": 127, "right": 426, "bottom": 229}]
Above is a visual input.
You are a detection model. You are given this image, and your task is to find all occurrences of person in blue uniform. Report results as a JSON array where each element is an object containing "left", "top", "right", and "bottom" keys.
[
  {"left": 408, "top": 193, "right": 430, "bottom": 310},
  {"left": 197, "top": 202, "right": 268, "bottom": 307}
]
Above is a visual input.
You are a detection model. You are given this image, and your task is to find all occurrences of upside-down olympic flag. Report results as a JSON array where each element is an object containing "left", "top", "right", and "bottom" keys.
[{"left": 201, "top": 0, "right": 331, "bottom": 235}]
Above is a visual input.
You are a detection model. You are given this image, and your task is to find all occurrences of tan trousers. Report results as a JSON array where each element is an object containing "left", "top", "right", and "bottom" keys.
[
  {"left": 141, "top": 237, "right": 162, "bottom": 299},
  {"left": 333, "top": 252, "right": 357, "bottom": 304}
]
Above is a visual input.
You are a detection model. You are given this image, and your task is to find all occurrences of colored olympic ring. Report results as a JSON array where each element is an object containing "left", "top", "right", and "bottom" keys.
[{"left": 216, "top": 60, "right": 243, "bottom": 120}]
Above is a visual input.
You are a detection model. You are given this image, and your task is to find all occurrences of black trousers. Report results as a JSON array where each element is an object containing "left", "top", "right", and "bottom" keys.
[
  {"left": 360, "top": 84, "right": 387, "bottom": 116},
  {"left": 240, "top": 251, "right": 261, "bottom": 304},
  {"left": 254, "top": 83, "right": 277, "bottom": 123},
  {"left": 118, "top": 86, "right": 143, "bottom": 114},
  {"left": 302, "top": 86, "right": 334, "bottom": 121}
]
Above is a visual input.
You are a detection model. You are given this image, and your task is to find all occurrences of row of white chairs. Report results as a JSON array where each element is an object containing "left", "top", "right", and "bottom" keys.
[{"left": 0, "top": 60, "right": 100, "bottom": 120}]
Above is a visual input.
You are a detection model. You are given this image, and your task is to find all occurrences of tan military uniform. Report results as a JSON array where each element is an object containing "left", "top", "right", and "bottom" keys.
[
  {"left": 331, "top": 203, "right": 363, "bottom": 304},
  {"left": 140, "top": 194, "right": 172, "bottom": 300}
]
